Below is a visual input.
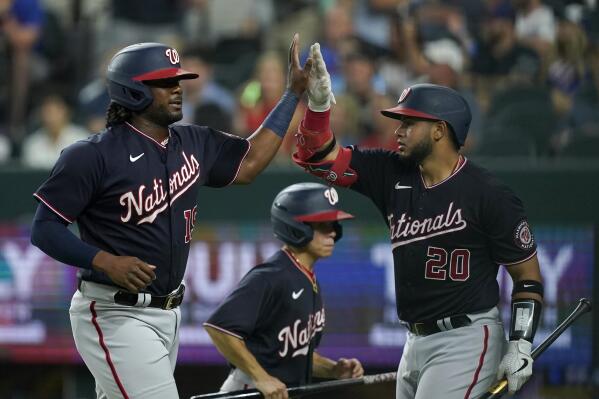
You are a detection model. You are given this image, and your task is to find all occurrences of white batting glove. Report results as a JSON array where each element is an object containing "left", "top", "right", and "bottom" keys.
[
  {"left": 497, "top": 339, "right": 533, "bottom": 394},
  {"left": 307, "top": 43, "right": 336, "bottom": 112}
]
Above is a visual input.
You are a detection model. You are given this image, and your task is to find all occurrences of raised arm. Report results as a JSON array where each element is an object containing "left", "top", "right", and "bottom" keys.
[
  {"left": 291, "top": 43, "right": 357, "bottom": 187},
  {"left": 234, "top": 34, "right": 312, "bottom": 184}
]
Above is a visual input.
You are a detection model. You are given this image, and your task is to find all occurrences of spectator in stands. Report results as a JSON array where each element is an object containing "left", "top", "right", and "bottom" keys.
[
  {"left": 513, "top": 0, "right": 557, "bottom": 59},
  {"left": 379, "top": 16, "right": 422, "bottom": 100},
  {"left": 21, "top": 94, "right": 89, "bottom": 169},
  {"left": 77, "top": 49, "right": 113, "bottom": 134},
  {"left": 0, "top": 0, "right": 43, "bottom": 142},
  {"left": 548, "top": 21, "right": 589, "bottom": 106},
  {"left": 340, "top": 48, "right": 393, "bottom": 144},
  {"left": 473, "top": 5, "right": 540, "bottom": 82},
  {"left": 301, "top": 3, "right": 356, "bottom": 92},
  {"left": 236, "top": 51, "right": 290, "bottom": 136},
  {"left": 97, "top": 0, "right": 184, "bottom": 58},
  {"left": 329, "top": 94, "right": 361, "bottom": 147},
  {"left": 179, "top": 49, "right": 235, "bottom": 125},
  {"left": 235, "top": 51, "right": 305, "bottom": 163},
  {"left": 549, "top": 22, "right": 599, "bottom": 154},
  {"left": 266, "top": 0, "right": 319, "bottom": 60}
]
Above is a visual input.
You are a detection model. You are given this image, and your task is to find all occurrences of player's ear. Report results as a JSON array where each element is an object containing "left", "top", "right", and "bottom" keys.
[{"left": 431, "top": 120, "right": 446, "bottom": 142}]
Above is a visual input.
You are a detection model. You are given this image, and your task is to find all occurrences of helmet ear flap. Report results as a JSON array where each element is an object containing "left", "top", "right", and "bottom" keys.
[
  {"left": 271, "top": 206, "right": 313, "bottom": 247},
  {"left": 107, "top": 70, "right": 153, "bottom": 111}
]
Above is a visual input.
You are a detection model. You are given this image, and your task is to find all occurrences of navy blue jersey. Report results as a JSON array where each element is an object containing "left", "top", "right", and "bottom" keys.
[
  {"left": 348, "top": 149, "right": 536, "bottom": 322},
  {"left": 205, "top": 249, "right": 324, "bottom": 386},
  {"left": 34, "top": 122, "right": 249, "bottom": 295}
]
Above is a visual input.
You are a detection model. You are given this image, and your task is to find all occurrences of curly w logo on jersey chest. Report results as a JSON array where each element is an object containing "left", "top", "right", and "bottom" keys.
[
  {"left": 388, "top": 202, "right": 467, "bottom": 248},
  {"left": 119, "top": 151, "right": 201, "bottom": 225}
]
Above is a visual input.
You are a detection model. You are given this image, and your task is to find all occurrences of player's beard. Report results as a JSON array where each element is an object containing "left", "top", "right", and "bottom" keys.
[
  {"left": 146, "top": 103, "right": 183, "bottom": 126},
  {"left": 400, "top": 135, "right": 433, "bottom": 165}
]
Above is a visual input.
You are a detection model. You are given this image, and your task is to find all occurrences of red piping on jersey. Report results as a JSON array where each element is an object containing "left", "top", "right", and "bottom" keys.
[
  {"left": 226, "top": 139, "right": 252, "bottom": 186},
  {"left": 90, "top": 301, "right": 130, "bottom": 399},
  {"left": 499, "top": 250, "right": 537, "bottom": 266},
  {"left": 203, "top": 322, "right": 244, "bottom": 340},
  {"left": 33, "top": 193, "right": 73, "bottom": 224},
  {"left": 420, "top": 155, "right": 467, "bottom": 189},
  {"left": 283, "top": 248, "right": 317, "bottom": 287},
  {"left": 464, "top": 325, "right": 489, "bottom": 399},
  {"left": 125, "top": 122, "right": 169, "bottom": 149}
]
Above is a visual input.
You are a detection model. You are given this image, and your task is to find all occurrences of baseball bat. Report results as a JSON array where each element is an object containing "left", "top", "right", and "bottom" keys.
[
  {"left": 480, "top": 297, "right": 592, "bottom": 399},
  {"left": 190, "top": 371, "right": 396, "bottom": 399}
]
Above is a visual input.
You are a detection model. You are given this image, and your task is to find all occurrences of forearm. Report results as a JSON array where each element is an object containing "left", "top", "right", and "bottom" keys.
[
  {"left": 507, "top": 257, "right": 544, "bottom": 303},
  {"left": 506, "top": 256, "right": 544, "bottom": 342},
  {"left": 205, "top": 326, "right": 270, "bottom": 381},
  {"left": 301, "top": 109, "right": 339, "bottom": 162},
  {"left": 312, "top": 352, "right": 337, "bottom": 379},
  {"left": 235, "top": 90, "right": 300, "bottom": 183}
]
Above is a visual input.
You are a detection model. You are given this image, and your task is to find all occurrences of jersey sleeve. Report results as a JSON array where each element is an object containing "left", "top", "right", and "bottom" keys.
[
  {"left": 348, "top": 147, "right": 400, "bottom": 212},
  {"left": 204, "top": 267, "right": 273, "bottom": 339},
  {"left": 33, "top": 141, "right": 104, "bottom": 223},
  {"left": 201, "top": 128, "right": 250, "bottom": 187},
  {"left": 481, "top": 181, "right": 537, "bottom": 265}
]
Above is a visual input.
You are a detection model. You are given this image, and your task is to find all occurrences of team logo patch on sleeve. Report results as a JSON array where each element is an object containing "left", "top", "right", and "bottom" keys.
[{"left": 514, "top": 220, "right": 534, "bottom": 249}]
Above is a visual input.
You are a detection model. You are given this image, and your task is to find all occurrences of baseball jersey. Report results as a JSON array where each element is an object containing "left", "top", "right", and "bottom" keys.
[
  {"left": 34, "top": 122, "right": 249, "bottom": 295},
  {"left": 347, "top": 148, "right": 537, "bottom": 322},
  {"left": 205, "top": 249, "right": 324, "bottom": 386}
]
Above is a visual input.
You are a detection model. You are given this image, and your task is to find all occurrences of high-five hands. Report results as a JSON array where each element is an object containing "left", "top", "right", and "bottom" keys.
[{"left": 307, "top": 43, "right": 336, "bottom": 112}]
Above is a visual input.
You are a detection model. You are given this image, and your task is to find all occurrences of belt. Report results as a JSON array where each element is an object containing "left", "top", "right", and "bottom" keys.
[
  {"left": 79, "top": 279, "right": 185, "bottom": 310},
  {"left": 114, "top": 284, "right": 185, "bottom": 310},
  {"left": 404, "top": 314, "right": 471, "bottom": 336}
]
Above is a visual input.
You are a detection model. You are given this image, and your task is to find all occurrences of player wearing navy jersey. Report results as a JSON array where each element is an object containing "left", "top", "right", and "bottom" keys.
[
  {"left": 30, "top": 36, "right": 313, "bottom": 399},
  {"left": 204, "top": 183, "right": 363, "bottom": 399},
  {"left": 291, "top": 44, "right": 544, "bottom": 398}
]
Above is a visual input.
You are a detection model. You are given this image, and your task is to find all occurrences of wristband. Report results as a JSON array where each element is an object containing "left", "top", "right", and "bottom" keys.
[
  {"left": 262, "top": 90, "right": 300, "bottom": 138},
  {"left": 513, "top": 280, "right": 544, "bottom": 297},
  {"left": 308, "top": 136, "right": 336, "bottom": 162}
]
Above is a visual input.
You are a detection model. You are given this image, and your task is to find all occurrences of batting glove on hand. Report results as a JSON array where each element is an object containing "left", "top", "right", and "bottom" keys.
[
  {"left": 497, "top": 339, "right": 533, "bottom": 394},
  {"left": 307, "top": 43, "right": 336, "bottom": 112}
]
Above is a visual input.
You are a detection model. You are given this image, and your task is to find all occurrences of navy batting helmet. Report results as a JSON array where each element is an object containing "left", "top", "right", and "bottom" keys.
[
  {"left": 106, "top": 43, "right": 198, "bottom": 111},
  {"left": 381, "top": 83, "right": 472, "bottom": 146},
  {"left": 271, "top": 183, "right": 354, "bottom": 248}
]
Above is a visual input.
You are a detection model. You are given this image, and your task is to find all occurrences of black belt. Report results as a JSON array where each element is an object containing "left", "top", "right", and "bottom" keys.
[
  {"left": 113, "top": 284, "right": 185, "bottom": 310},
  {"left": 404, "top": 314, "right": 471, "bottom": 336},
  {"left": 78, "top": 278, "right": 185, "bottom": 310}
]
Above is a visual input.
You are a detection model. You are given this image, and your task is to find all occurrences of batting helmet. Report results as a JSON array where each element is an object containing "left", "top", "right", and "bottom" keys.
[
  {"left": 106, "top": 42, "right": 198, "bottom": 111},
  {"left": 271, "top": 183, "right": 354, "bottom": 248},
  {"left": 381, "top": 83, "right": 472, "bottom": 146}
]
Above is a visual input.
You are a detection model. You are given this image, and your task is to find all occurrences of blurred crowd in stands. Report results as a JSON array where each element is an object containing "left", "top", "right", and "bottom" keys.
[{"left": 1, "top": 0, "right": 598, "bottom": 169}]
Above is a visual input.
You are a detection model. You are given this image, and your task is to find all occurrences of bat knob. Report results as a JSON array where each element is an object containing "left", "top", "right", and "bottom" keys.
[{"left": 579, "top": 298, "right": 592, "bottom": 311}]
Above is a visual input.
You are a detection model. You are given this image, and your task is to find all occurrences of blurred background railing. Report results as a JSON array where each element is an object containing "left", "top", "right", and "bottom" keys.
[{"left": 0, "top": 0, "right": 598, "bottom": 398}]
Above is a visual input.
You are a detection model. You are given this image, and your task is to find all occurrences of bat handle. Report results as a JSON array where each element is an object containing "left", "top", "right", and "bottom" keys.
[
  {"left": 479, "top": 380, "right": 507, "bottom": 399},
  {"left": 480, "top": 298, "right": 592, "bottom": 399}
]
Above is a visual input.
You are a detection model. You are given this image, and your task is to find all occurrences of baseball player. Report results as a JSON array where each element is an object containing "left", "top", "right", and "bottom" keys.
[
  {"left": 204, "top": 183, "right": 364, "bottom": 399},
  {"left": 29, "top": 36, "right": 312, "bottom": 399},
  {"left": 291, "top": 44, "right": 544, "bottom": 399}
]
